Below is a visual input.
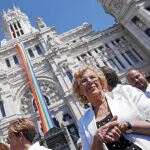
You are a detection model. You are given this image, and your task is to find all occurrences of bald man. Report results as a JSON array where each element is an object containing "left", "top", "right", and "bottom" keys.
[{"left": 127, "top": 69, "right": 150, "bottom": 98}]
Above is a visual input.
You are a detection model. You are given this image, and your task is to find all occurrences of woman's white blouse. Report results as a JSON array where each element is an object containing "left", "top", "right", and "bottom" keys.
[{"left": 78, "top": 84, "right": 150, "bottom": 150}]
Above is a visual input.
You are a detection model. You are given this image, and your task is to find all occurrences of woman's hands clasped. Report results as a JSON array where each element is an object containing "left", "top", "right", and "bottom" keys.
[{"left": 95, "top": 116, "right": 122, "bottom": 143}]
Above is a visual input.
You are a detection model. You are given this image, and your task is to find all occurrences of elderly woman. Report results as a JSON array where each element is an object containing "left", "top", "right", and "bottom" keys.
[{"left": 72, "top": 66, "right": 150, "bottom": 150}]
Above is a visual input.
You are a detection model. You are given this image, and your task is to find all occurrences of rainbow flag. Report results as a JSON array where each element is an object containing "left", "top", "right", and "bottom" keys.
[{"left": 16, "top": 43, "right": 55, "bottom": 134}]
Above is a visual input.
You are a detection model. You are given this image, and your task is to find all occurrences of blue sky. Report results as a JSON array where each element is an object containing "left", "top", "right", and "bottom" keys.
[{"left": 0, "top": 0, "right": 115, "bottom": 40}]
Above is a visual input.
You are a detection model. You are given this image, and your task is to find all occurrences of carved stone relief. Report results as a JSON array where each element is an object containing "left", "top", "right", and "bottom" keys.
[
  {"left": 109, "top": 0, "right": 123, "bottom": 16},
  {"left": 20, "top": 81, "right": 61, "bottom": 115}
]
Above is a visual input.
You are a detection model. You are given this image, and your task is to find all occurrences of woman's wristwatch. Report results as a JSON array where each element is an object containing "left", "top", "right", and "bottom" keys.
[{"left": 125, "top": 122, "right": 133, "bottom": 133}]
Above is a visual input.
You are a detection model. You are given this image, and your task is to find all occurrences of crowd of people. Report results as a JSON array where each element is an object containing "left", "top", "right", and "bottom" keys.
[
  {"left": 1, "top": 66, "right": 150, "bottom": 150},
  {"left": 72, "top": 66, "right": 150, "bottom": 150}
]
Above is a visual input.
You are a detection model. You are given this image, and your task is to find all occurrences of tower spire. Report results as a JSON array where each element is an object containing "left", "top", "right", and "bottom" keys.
[{"left": 1, "top": 6, "right": 36, "bottom": 40}]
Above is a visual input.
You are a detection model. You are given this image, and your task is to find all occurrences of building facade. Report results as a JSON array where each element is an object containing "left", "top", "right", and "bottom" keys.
[{"left": 0, "top": 1, "right": 150, "bottom": 148}]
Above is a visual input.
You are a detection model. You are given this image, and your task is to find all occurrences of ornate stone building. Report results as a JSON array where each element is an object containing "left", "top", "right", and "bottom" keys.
[
  {"left": 0, "top": 1, "right": 150, "bottom": 148},
  {"left": 98, "top": 0, "right": 150, "bottom": 77}
]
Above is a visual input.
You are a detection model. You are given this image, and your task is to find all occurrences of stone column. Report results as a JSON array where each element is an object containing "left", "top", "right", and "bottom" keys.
[{"left": 124, "top": 22, "right": 150, "bottom": 52}]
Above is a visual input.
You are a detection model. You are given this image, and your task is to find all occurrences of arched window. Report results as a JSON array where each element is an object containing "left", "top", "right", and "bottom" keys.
[{"left": 33, "top": 95, "right": 50, "bottom": 112}]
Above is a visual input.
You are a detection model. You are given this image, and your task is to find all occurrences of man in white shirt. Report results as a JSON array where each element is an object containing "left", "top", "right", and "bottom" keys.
[
  {"left": 127, "top": 69, "right": 150, "bottom": 98},
  {"left": 8, "top": 118, "right": 51, "bottom": 150}
]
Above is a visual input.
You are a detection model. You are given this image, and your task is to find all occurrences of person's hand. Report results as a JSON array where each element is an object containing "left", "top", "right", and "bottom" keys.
[
  {"left": 119, "top": 122, "right": 128, "bottom": 133},
  {"left": 95, "top": 116, "right": 121, "bottom": 143}
]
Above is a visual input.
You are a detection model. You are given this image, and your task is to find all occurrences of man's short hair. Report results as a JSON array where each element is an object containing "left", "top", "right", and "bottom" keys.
[
  {"left": 126, "top": 68, "right": 145, "bottom": 80},
  {"left": 8, "top": 118, "right": 36, "bottom": 143}
]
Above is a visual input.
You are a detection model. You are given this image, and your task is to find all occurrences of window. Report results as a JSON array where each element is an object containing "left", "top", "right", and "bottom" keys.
[
  {"left": 121, "top": 36, "right": 125, "bottom": 41},
  {"left": 33, "top": 95, "right": 50, "bottom": 112},
  {"left": 108, "top": 59, "right": 120, "bottom": 72},
  {"left": 16, "top": 31, "right": 20, "bottom": 36},
  {"left": 121, "top": 53, "right": 132, "bottom": 65},
  {"left": 33, "top": 101, "right": 38, "bottom": 112},
  {"left": 35, "top": 45, "right": 42, "bottom": 55},
  {"left": 63, "top": 113, "right": 72, "bottom": 122},
  {"left": 20, "top": 30, "right": 24, "bottom": 35},
  {"left": 10, "top": 25, "right": 16, "bottom": 38},
  {"left": 111, "top": 41, "right": 115, "bottom": 45},
  {"left": 105, "top": 43, "right": 109, "bottom": 48},
  {"left": 115, "top": 56, "right": 125, "bottom": 69},
  {"left": 66, "top": 71, "right": 73, "bottom": 82},
  {"left": 77, "top": 56, "right": 81, "bottom": 61},
  {"left": 94, "top": 49, "right": 98, "bottom": 53},
  {"left": 96, "top": 63, "right": 100, "bottom": 68},
  {"left": 88, "top": 51, "right": 92, "bottom": 56},
  {"left": 67, "top": 124, "right": 79, "bottom": 145},
  {"left": 132, "top": 16, "right": 140, "bottom": 24},
  {"left": 17, "top": 21, "right": 21, "bottom": 28},
  {"left": 44, "top": 96, "right": 50, "bottom": 106},
  {"left": 28, "top": 49, "right": 34, "bottom": 58},
  {"left": 98, "top": 46, "right": 103, "bottom": 50},
  {"left": 10, "top": 24, "right": 14, "bottom": 32},
  {"left": 13, "top": 33, "right": 16, "bottom": 38},
  {"left": 13, "top": 23, "right": 17, "bottom": 30},
  {"left": 145, "top": 6, "right": 150, "bottom": 12},
  {"left": 132, "top": 49, "right": 143, "bottom": 61},
  {"left": 0, "top": 101, "right": 6, "bottom": 117},
  {"left": 126, "top": 51, "right": 139, "bottom": 63},
  {"left": 81, "top": 53, "right": 87, "bottom": 59},
  {"left": 103, "top": 61, "right": 108, "bottom": 66},
  {"left": 6, "top": 59, "right": 11, "bottom": 68},
  {"left": 13, "top": 55, "right": 19, "bottom": 64},
  {"left": 115, "top": 38, "right": 121, "bottom": 44},
  {"left": 144, "top": 28, "right": 150, "bottom": 37},
  {"left": 53, "top": 117, "right": 60, "bottom": 127}
]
